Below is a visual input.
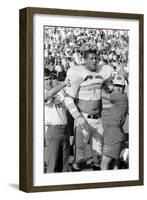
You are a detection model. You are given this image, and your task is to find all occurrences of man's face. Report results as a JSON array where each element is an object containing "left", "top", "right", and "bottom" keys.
[
  {"left": 44, "top": 77, "right": 51, "bottom": 90},
  {"left": 60, "top": 65, "right": 64, "bottom": 71},
  {"left": 85, "top": 53, "right": 97, "bottom": 72}
]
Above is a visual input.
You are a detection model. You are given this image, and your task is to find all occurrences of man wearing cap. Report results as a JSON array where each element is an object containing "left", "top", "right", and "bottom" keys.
[
  {"left": 64, "top": 49, "right": 112, "bottom": 171},
  {"left": 44, "top": 71, "right": 71, "bottom": 173},
  {"left": 101, "top": 75, "right": 128, "bottom": 170}
]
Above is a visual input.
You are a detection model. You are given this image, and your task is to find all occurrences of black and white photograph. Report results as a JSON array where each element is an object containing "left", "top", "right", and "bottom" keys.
[{"left": 43, "top": 26, "right": 129, "bottom": 173}]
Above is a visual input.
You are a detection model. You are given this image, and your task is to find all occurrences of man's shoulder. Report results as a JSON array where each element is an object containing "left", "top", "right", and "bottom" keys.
[
  {"left": 67, "top": 65, "right": 86, "bottom": 77},
  {"left": 75, "top": 65, "right": 85, "bottom": 71},
  {"left": 99, "top": 65, "right": 112, "bottom": 80},
  {"left": 100, "top": 65, "right": 112, "bottom": 74},
  {"left": 66, "top": 66, "right": 84, "bottom": 82}
]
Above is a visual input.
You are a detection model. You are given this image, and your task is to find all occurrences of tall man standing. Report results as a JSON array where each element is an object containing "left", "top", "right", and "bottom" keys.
[{"left": 64, "top": 49, "right": 112, "bottom": 171}]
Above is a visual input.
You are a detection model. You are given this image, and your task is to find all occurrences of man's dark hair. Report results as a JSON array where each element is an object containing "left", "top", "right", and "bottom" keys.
[{"left": 84, "top": 49, "right": 97, "bottom": 59}]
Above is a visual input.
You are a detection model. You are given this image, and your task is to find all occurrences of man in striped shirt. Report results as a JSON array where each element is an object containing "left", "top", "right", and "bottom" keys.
[{"left": 64, "top": 49, "right": 112, "bottom": 171}]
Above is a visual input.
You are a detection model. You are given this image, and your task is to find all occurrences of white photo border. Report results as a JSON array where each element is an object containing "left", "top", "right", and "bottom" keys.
[{"left": 33, "top": 13, "right": 139, "bottom": 187}]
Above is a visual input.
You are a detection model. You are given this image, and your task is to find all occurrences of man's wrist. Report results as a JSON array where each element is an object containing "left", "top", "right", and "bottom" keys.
[
  {"left": 64, "top": 96, "right": 81, "bottom": 119},
  {"left": 73, "top": 112, "right": 81, "bottom": 119},
  {"left": 75, "top": 115, "right": 86, "bottom": 123},
  {"left": 75, "top": 114, "right": 83, "bottom": 120}
]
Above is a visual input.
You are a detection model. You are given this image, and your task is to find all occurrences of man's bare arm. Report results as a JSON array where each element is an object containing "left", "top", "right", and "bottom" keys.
[
  {"left": 102, "top": 89, "right": 111, "bottom": 101},
  {"left": 45, "top": 82, "right": 66, "bottom": 100}
]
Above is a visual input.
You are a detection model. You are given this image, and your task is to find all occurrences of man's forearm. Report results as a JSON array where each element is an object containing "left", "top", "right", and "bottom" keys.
[
  {"left": 64, "top": 96, "right": 81, "bottom": 119},
  {"left": 45, "top": 83, "right": 65, "bottom": 100}
]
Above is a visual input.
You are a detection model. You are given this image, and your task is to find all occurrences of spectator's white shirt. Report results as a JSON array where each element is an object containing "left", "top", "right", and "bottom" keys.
[
  {"left": 62, "top": 58, "right": 67, "bottom": 67},
  {"left": 74, "top": 29, "right": 80, "bottom": 36},
  {"left": 44, "top": 49, "right": 48, "bottom": 58},
  {"left": 124, "top": 65, "right": 129, "bottom": 74},
  {"left": 108, "top": 53, "right": 114, "bottom": 60},
  {"left": 99, "top": 60, "right": 105, "bottom": 66},
  {"left": 69, "top": 61, "right": 76, "bottom": 69},
  {"left": 55, "top": 64, "right": 61, "bottom": 72},
  {"left": 113, "top": 54, "right": 117, "bottom": 61},
  {"left": 45, "top": 90, "right": 67, "bottom": 125},
  {"left": 116, "top": 47, "right": 122, "bottom": 55}
]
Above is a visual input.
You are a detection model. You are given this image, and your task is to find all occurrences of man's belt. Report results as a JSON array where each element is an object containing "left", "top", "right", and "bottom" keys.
[{"left": 46, "top": 124, "right": 67, "bottom": 128}]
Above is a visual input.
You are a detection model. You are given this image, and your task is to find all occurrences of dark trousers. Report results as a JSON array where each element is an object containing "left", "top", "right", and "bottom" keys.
[{"left": 45, "top": 125, "right": 70, "bottom": 173}]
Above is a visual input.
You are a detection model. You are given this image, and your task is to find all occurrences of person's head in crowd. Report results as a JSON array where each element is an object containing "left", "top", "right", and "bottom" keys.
[
  {"left": 60, "top": 65, "right": 65, "bottom": 71},
  {"left": 44, "top": 68, "right": 51, "bottom": 90},
  {"left": 113, "top": 75, "right": 125, "bottom": 94},
  {"left": 113, "top": 66, "right": 117, "bottom": 72},
  {"left": 103, "top": 59, "right": 109, "bottom": 65},
  {"left": 48, "top": 62, "right": 55, "bottom": 71},
  {"left": 51, "top": 74, "right": 58, "bottom": 87},
  {"left": 67, "top": 57, "right": 72, "bottom": 62},
  {"left": 57, "top": 60, "right": 62, "bottom": 65},
  {"left": 73, "top": 48, "right": 78, "bottom": 54}
]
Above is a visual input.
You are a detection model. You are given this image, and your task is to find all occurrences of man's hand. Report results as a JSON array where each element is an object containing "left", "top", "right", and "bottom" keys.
[
  {"left": 53, "top": 98, "right": 61, "bottom": 105},
  {"left": 64, "top": 78, "right": 71, "bottom": 87},
  {"left": 75, "top": 116, "right": 90, "bottom": 130},
  {"left": 91, "top": 128, "right": 103, "bottom": 144}
]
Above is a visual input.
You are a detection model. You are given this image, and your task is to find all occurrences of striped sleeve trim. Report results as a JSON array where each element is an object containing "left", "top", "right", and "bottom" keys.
[{"left": 64, "top": 97, "right": 81, "bottom": 119}]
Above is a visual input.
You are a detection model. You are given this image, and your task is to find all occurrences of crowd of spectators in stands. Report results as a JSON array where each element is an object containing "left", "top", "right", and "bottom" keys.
[{"left": 44, "top": 26, "right": 129, "bottom": 84}]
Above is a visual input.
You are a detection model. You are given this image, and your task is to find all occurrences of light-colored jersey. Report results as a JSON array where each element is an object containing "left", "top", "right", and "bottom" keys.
[{"left": 65, "top": 65, "right": 112, "bottom": 100}]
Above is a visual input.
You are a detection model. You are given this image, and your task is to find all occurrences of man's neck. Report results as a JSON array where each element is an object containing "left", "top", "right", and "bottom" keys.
[
  {"left": 85, "top": 66, "right": 96, "bottom": 72},
  {"left": 96, "top": 65, "right": 102, "bottom": 73}
]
